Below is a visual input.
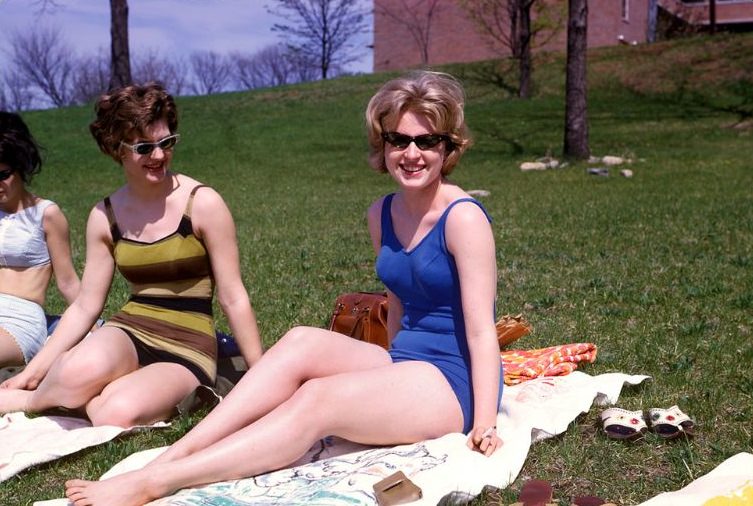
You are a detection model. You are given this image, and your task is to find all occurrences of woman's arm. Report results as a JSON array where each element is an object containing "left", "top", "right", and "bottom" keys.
[
  {"left": 3, "top": 204, "right": 115, "bottom": 390},
  {"left": 43, "top": 203, "right": 81, "bottom": 305},
  {"left": 192, "top": 187, "right": 263, "bottom": 368},
  {"left": 445, "top": 201, "right": 502, "bottom": 456}
]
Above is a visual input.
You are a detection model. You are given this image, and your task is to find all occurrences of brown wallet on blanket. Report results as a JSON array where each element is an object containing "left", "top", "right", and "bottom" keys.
[{"left": 373, "top": 471, "right": 423, "bottom": 505}]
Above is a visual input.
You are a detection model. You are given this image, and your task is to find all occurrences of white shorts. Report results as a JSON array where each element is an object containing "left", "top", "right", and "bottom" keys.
[{"left": 0, "top": 293, "right": 47, "bottom": 364}]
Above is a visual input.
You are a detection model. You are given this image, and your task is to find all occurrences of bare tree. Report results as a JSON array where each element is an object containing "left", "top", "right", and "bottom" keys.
[
  {"left": 71, "top": 50, "right": 110, "bottom": 104},
  {"left": 286, "top": 47, "right": 322, "bottom": 82},
  {"left": 232, "top": 45, "right": 295, "bottom": 90},
  {"left": 563, "top": 0, "right": 589, "bottom": 159},
  {"left": 133, "top": 50, "right": 189, "bottom": 95},
  {"left": 0, "top": 73, "right": 35, "bottom": 112},
  {"left": 8, "top": 26, "right": 77, "bottom": 108},
  {"left": 189, "top": 51, "right": 232, "bottom": 95},
  {"left": 374, "top": 0, "right": 442, "bottom": 66},
  {"left": 108, "top": 0, "right": 132, "bottom": 89},
  {"left": 26, "top": 0, "right": 132, "bottom": 90},
  {"left": 460, "top": 0, "right": 564, "bottom": 98},
  {"left": 267, "top": 0, "right": 368, "bottom": 79}
]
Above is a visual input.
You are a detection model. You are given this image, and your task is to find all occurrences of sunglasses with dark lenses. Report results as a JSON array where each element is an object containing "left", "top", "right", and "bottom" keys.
[
  {"left": 0, "top": 168, "right": 15, "bottom": 181},
  {"left": 120, "top": 134, "right": 181, "bottom": 156},
  {"left": 382, "top": 132, "right": 451, "bottom": 150}
]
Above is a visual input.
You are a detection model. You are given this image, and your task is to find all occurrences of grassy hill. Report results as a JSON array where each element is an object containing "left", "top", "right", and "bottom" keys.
[{"left": 3, "top": 32, "right": 752, "bottom": 505}]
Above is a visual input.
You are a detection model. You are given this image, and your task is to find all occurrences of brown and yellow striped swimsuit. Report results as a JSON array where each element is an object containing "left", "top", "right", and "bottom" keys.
[{"left": 102, "top": 185, "right": 217, "bottom": 385}]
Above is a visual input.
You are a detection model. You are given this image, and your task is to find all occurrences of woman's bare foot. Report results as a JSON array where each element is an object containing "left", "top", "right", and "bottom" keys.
[
  {"left": 65, "top": 471, "right": 162, "bottom": 506},
  {"left": 0, "top": 388, "right": 33, "bottom": 415}
]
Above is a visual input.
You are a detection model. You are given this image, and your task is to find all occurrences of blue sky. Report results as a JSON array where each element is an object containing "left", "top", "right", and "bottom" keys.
[{"left": 0, "top": 0, "right": 374, "bottom": 75}]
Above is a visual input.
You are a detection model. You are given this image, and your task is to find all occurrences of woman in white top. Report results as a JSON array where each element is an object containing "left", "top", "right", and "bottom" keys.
[{"left": 0, "top": 111, "right": 80, "bottom": 368}]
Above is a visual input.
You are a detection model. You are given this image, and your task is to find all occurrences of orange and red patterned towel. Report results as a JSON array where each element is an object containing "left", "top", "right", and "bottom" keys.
[{"left": 500, "top": 343, "right": 598, "bottom": 385}]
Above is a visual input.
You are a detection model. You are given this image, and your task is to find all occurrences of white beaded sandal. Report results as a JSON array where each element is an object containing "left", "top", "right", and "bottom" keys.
[{"left": 600, "top": 407, "right": 648, "bottom": 441}]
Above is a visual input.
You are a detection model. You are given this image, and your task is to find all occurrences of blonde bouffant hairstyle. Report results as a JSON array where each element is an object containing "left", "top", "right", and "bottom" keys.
[
  {"left": 365, "top": 70, "right": 472, "bottom": 175},
  {"left": 89, "top": 82, "right": 178, "bottom": 164}
]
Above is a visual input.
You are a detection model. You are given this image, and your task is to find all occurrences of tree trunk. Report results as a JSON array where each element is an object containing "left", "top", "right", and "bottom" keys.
[
  {"left": 647, "top": 0, "right": 658, "bottom": 43},
  {"left": 518, "top": 0, "right": 533, "bottom": 99},
  {"left": 108, "top": 0, "right": 132, "bottom": 90},
  {"left": 563, "top": 0, "right": 589, "bottom": 159}
]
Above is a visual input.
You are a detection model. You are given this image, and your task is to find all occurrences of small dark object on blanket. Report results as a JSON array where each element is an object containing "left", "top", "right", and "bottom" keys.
[
  {"left": 373, "top": 470, "right": 423, "bottom": 505},
  {"left": 216, "top": 331, "right": 240, "bottom": 358},
  {"left": 511, "top": 479, "right": 556, "bottom": 506}
]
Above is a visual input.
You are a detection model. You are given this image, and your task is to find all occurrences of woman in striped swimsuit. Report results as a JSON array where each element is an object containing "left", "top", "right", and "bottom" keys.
[{"left": 0, "top": 84, "right": 263, "bottom": 427}]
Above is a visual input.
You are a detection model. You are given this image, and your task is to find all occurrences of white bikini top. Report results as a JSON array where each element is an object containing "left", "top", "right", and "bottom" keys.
[{"left": 0, "top": 199, "right": 54, "bottom": 268}]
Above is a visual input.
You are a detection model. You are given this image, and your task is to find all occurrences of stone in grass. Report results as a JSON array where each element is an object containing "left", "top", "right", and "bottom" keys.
[
  {"left": 520, "top": 161, "right": 547, "bottom": 171},
  {"left": 602, "top": 155, "right": 626, "bottom": 166},
  {"left": 467, "top": 189, "right": 491, "bottom": 197},
  {"left": 620, "top": 169, "right": 634, "bottom": 178}
]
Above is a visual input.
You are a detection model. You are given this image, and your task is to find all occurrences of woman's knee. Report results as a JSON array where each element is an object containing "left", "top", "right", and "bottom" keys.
[
  {"left": 87, "top": 393, "right": 146, "bottom": 427},
  {"left": 288, "top": 377, "right": 336, "bottom": 418},
  {"left": 50, "top": 349, "right": 112, "bottom": 389},
  {"left": 268, "top": 327, "right": 323, "bottom": 364},
  {"left": 277, "top": 326, "right": 318, "bottom": 349}
]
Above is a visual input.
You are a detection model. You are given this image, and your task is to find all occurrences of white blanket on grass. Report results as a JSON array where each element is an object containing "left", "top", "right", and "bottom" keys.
[
  {"left": 0, "top": 412, "right": 168, "bottom": 482},
  {"left": 637, "top": 452, "right": 753, "bottom": 506},
  {"left": 34, "top": 371, "right": 649, "bottom": 505}
]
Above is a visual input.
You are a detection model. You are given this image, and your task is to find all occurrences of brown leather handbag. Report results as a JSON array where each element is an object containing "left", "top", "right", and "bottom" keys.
[
  {"left": 495, "top": 313, "right": 532, "bottom": 348},
  {"left": 328, "top": 291, "right": 389, "bottom": 349}
]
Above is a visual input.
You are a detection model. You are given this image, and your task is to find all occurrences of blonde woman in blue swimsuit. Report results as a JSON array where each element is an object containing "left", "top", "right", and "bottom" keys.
[
  {"left": 65, "top": 71, "right": 502, "bottom": 506},
  {"left": 0, "top": 112, "right": 80, "bottom": 369}
]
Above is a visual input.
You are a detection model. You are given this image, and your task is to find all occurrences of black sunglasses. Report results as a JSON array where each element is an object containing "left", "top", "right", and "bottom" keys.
[
  {"left": 0, "top": 168, "right": 14, "bottom": 181},
  {"left": 120, "top": 134, "right": 181, "bottom": 156},
  {"left": 382, "top": 132, "right": 452, "bottom": 151}
]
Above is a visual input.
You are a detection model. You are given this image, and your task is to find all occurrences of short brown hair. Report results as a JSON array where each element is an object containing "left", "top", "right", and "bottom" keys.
[
  {"left": 90, "top": 82, "right": 178, "bottom": 163},
  {"left": 365, "top": 71, "right": 472, "bottom": 175}
]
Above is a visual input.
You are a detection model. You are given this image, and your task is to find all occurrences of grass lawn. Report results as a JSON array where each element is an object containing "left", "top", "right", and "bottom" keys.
[{"left": 2, "top": 32, "right": 752, "bottom": 505}]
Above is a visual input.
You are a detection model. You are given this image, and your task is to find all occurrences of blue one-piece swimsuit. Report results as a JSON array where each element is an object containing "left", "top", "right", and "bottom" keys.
[{"left": 377, "top": 194, "right": 504, "bottom": 434}]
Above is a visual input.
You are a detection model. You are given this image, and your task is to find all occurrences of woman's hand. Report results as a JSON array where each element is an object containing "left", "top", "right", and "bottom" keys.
[
  {"left": 466, "top": 425, "right": 503, "bottom": 457},
  {"left": 0, "top": 367, "right": 42, "bottom": 390}
]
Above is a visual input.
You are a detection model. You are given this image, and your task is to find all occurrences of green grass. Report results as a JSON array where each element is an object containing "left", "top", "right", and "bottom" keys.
[{"left": 3, "top": 32, "right": 753, "bottom": 505}]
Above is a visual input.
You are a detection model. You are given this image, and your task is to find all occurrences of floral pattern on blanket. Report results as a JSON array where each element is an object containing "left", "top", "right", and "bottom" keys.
[{"left": 151, "top": 437, "right": 447, "bottom": 506}]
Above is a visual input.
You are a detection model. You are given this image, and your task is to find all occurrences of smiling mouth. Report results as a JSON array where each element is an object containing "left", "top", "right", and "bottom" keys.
[{"left": 401, "top": 165, "right": 423, "bottom": 173}]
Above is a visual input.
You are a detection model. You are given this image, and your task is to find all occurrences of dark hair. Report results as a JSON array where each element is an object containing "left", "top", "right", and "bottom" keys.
[
  {"left": 89, "top": 82, "right": 179, "bottom": 163},
  {"left": 0, "top": 111, "right": 43, "bottom": 183}
]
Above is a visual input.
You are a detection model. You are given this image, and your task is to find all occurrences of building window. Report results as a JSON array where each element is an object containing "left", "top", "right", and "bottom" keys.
[{"left": 622, "top": 0, "right": 629, "bottom": 21}]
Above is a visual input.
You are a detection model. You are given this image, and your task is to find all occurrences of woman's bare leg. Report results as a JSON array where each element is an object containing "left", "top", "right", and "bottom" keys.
[
  {"left": 66, "top": 360, "right": 463, "bottom": 506},
  {"left": 85, "top": 362, "right": 200, "bottom": 427},
  {"left": 153, "top": 326, "right": 390, "bottom": 463},
  {"left": 0, "top": 327, "right": 138, "bottom": 414},
  {"left": 0, "top": 330, "right": 25, "bottom": 368}
]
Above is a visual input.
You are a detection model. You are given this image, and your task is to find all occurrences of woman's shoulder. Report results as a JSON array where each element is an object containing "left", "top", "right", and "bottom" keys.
[
  {"left": 173, "top": 174, "right": 215, "bottom": 198},
  {"left": 367, "top": 193, "right": 394, "bottom": 222},
  {"left": 443, "top": 191, "right": 490, "bottom": 227}
]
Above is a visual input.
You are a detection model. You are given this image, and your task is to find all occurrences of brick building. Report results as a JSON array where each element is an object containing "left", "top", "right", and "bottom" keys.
[{"left": 373, "top": 0, "right": 753, "bottom": 72}]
